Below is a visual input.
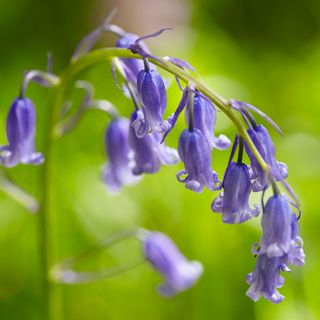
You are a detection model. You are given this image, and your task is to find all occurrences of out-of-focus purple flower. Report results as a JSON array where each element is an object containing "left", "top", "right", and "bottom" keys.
[
  {"left": 132, "top": 69, "right": 170, "bottom": 137},
  {"left": 186, "top": 93, "right": 230, "bottom": 150},
  {"left": 103, "top": 118, "right": 139, "bottom": 193},
  {"left": 129, "top": 110, "right": 178, "bottom": 175},
  {"left": 142, "top": 231, "right": 203, "bottom": 297},
  {"left": 245, "top": 125, "right": 288, "bottom": 191},
  {"left": 177, "top": 129, "right": 218, "bottom": 193},
  {"left": 286, "top": 213, "right": 305, "bottom": 266},
  {"left": 246, "top": 254, "right": 286, "bottom": 304},
  {"left": 0, "top": 98, "right": 43, "bottom": 167},
  {"left": 212, "top": 162, "right": 260, "bottom": 224},
  {"left": 116, "top": 33, "right": 147, "bottom": 84},
  {"left": 260, "top": 195, "right": 292, "bottom": 258}
]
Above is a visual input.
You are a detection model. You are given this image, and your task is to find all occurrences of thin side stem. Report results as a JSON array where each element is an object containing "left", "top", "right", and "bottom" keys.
[
  {"left": 187, "top": 88, "right": 194, "bottom": 131},
  {"left": 237, "top": 137, "right": 244, "bottom": 164}
]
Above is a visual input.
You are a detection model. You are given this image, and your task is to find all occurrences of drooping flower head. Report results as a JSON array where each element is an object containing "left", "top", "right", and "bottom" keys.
[
  {"left": 142, "top": 231, "right": 203, "bottom": 297},
  {"left": 129, "top": 110, "right": 178, "bottom": 175},
  {"left": 132, "top": 68, "right": 170, "bottom": 137},
  {"left": 177, "top": 128, "right": 218, "bottom": 193},
  {"left": 187, "top": 92, "right": 230, "bottom": 150},
  {"left": 103, "top": 118, "right": 139, "bottom": 193},
  {"left": 0, "top": 98, "right": 43, "bottom": 167},
  {"left": 212, "top": 162, "right": 260, "bottom": 224},
  {"left": 247, "top": 193, "right": 304, "bottom": 303},
  {"left": 246, "top": 254, "right": 286, "bottom": 304},
  {"left": 260, "top": 194, "right": 292, "bottom": 258},
  {"left": 246, "top": 124, "right": 288, "bottom": 191}
]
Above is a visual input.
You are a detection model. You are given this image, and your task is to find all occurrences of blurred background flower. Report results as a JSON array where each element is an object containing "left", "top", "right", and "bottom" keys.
[{"left": 0, "top": 0, "right": 319, "bottom": 319}]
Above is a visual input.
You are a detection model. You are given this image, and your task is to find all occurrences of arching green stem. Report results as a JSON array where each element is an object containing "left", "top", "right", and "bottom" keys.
[{"left": 62, "top": 47, "right": 268, "bottom": 172}]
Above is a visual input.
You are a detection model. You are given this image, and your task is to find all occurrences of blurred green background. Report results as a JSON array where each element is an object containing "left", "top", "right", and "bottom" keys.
[{"left": 0, "top": 0, "right": 319, "bottom": 319}]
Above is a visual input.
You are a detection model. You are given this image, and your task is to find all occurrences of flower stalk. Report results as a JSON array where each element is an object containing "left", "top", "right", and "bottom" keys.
[{"left": 37, "top": 44, "right": 281, "bottom": 318}]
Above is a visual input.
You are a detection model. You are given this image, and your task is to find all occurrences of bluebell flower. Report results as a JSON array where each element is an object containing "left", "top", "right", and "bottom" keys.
[
  {"left": 187, "top": 93, "right": 230, "bottom": 150},
  {"left": 142, "top": 231, "right": 203, "bottom": 297},
  {"left": 116, "top": 33, "right": 149, "bottom": 84},
  {"left": 0, "top": 98, "right": 43, "bottom": 167},
  {"left": 260, "top": 194, "right": 292, "bottom": 258},
  {"left": 103, "top": 118, "right": 140, "bottom": 193},
  {"left": 246, "top": 254, "right": 286, "bottom": 303},
  {"left": 132, "top": 69, "right": 170, "bottom": 138},
  {"left": 245, "top": 124, "right": 288, "bottom": 191},
  {"left": 212, "top": 162, "right": 260, "bottom": 224},
  {"left": 129, "top": 110, "right": 178, "bottom": 175},
  {"left": 177, "top": 128, "right": 218, "bottom": 193}
]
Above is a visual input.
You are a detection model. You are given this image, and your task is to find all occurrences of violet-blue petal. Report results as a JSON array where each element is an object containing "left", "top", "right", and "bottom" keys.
[
  {"left": 135, "top": 69, "right": 170, "bottom": 137},
  {"left": 177, "top": 129, "right": 218, "bottom": 193},
  {"left": 0, "top": 98, "right": 43, "bottom": 167},
  {"left": 286, "top": 213, "right": 305, "bottom": 266},
  {"left": 246, "top": 254, "right": 285, "bottom": 304},
  {"left": 129, "top": 111, "right": 178, "bottom": 175},
  {"left": 245, "top": 124, "right": 288, "bottom": 191},
  {"left": 260, "top": 195, "right": 292, "bottom": 257},
  {"left": 187, "top": 93, "right": 230, "bottom": 150},
  {"left": 211, "top": 162, "right": 260, "bottom": 224},
  {"left": 142, "top": 231, "right": 203, "bottom": 297},
  {"left": 103, "top": 118, "right": 139, "bottom": 193}
]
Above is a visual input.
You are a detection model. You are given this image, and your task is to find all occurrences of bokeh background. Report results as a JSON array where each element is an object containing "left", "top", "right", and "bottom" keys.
[{"left": 0, "top": 0, "right": 319, "bottom": 319}]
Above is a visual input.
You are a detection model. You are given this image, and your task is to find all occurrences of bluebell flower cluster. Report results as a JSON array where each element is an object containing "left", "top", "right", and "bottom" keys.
[
  {"left": 246, "top": 194, "right": 305, "bottom": 303},
  {"left": 1, "top": 21, "right": 304, "bottom": 302},
  {"left": 101, "top": 33, "right": 179, "bottom": 193}
]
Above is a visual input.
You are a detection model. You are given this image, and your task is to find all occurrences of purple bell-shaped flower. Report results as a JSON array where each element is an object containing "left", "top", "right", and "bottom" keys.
[
  {"left": 132, "top": 69, "right": 170, "bottom": 138},
  {"left": 177, "top": 128, "right": 218, "bottom": 193},
  {"left": 212, "top": 162, "right": 260, "bottom": 224},
  {"left": 0, "top": 98, "right": 43, "bottom": 167},
  {"left": 142, "top": 231, "right": 203, "bottom": 297},
  {"left": 103, "top": 118, "right": 140, "bottom": 193},
  {"left": 245, "top": 125, "right": 288, "bottom": 191},
  {"left": 246, "top": 254, "right": 286, "bottom": 304},
  {"left": 187, "top": 93, "right": 230, "bottom": 150},
  {"left": 260, "top": 194, "right": 292, "bottom": 258},
  {"left": 129, "top": 110, "right": 178, "bottom": 175}
]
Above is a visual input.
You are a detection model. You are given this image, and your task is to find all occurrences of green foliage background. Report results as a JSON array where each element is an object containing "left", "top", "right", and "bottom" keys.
[{"left": 0, "top": 0, "right": 319, "bottom": 319}]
